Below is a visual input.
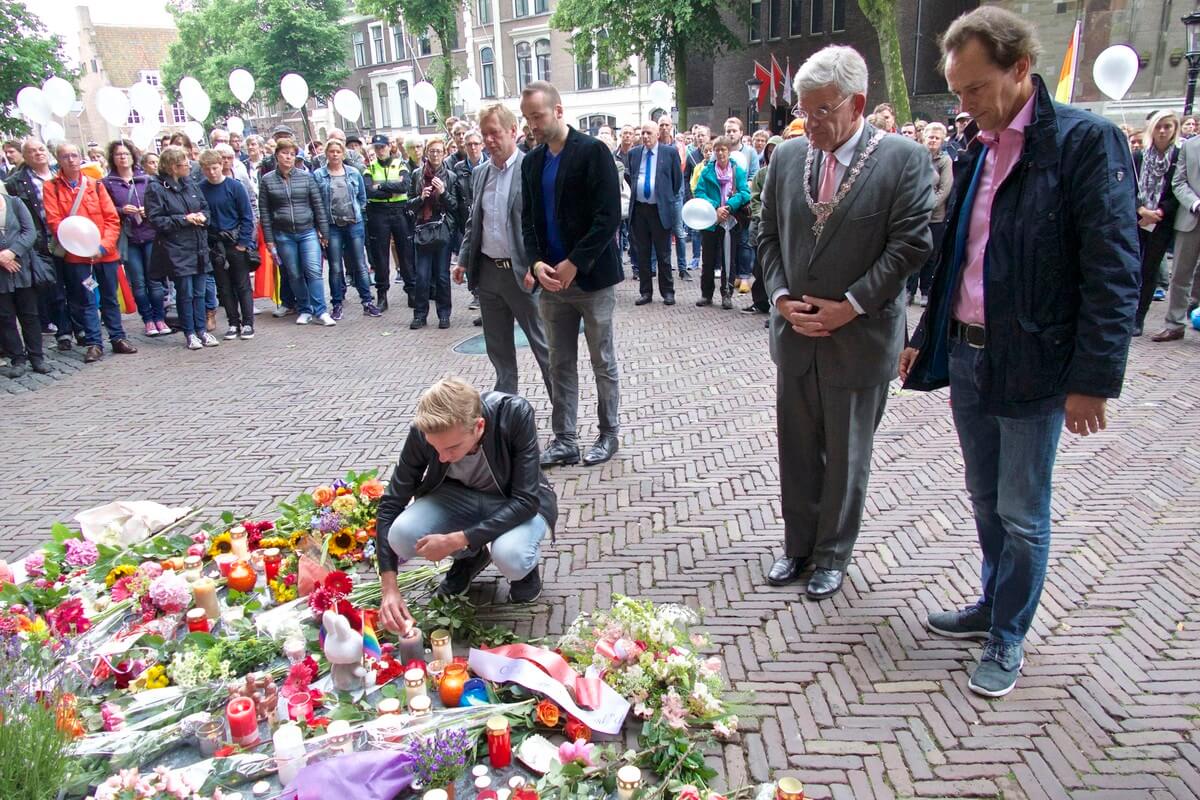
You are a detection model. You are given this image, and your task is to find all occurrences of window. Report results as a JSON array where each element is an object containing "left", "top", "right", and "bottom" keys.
[
  {"left": 377, "top": 83, "right": 391, "bottom": 127},
  {"left": 789, "top": 0, "right": 803, "bottom": 36},
  {"left": 418, "top": 105, "right": 433, "bottom": 127},
  {"left": 516, "top": 42, "right": 532, "bottom": 89},
  {"left": 533, "top": 0, "right": 548, "bottom": 12},
  {"left": 514, "top": 0, "right": 528, "bottom": 18},
  {"left": 597, "top": 32, "right": 613, "bottom": 88},
  {"left": 477, "top": 0, "right": 492, "bottom": 25},
  {"left": 648, "top": 49, "right": 665, "bottom": 82},
  {"left": 419, "top": 34, "right": 432, "bottom": 56},
  {"left": 138, "top": 70, "right": 161, "bottom": 86},
  {"left": 360, "top": 86, "right": 374, "bottom": 128},
  {"left": 127, "top": 105, "right": 142, "bottom": 125},
  {"left": 579, "top": 114, "right": 616, "bottom": 132},
  {"left": 768, "top": 0, "right": 782, "bottom": 39},
  {"left": 810, "top": 0, "right": 823, "bottom": 34},
  {"left": 749, "top": 0, "right": 762, "bottom": 42},
  {"left": 398, "top": 80, "right": 411, "bottom": 127},
  {"left": 575, "top": 39, "right": 592, "bottom": 91},
  {"left": 90, "top": 57, "right": 98, "bottom": 73},
  {"left": 171, "top": 101, "right": 187, "bottom": 123},
  {"left": 481, "top": 47, "right": 497, "bottom": 97},
  {"left": 393, "top": 26, "right": 406, "bottom": 61},
  {"left": 535, "top": 38, "right": 551, "bottom": 82},
  {"left": 371, "top": 25, "right": 386, "bottom": 63},
  {"left": 353, "top": 31, "right": 367, "bottom": 67},
  {"left": 831, "top": 0, "right": 844, "bottom": 31}
]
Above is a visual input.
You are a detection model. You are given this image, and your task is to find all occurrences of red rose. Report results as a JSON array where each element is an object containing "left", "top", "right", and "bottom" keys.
[{"left": 564, "top": 716, "right": 592, "bottom": 742}]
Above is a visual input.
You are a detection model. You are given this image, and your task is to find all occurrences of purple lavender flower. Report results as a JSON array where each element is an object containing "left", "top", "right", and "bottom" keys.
[
  {"left": 315, "top": 510, "right": 342, "bottom": 534},
  {"left": 332, "top": 479, "right": 349, "bottom": 491}
]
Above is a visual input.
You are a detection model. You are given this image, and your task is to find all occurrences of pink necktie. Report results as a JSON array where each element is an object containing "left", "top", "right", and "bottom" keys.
[{"left": 818, "top": 153, "right": 838, "bottom": 202}]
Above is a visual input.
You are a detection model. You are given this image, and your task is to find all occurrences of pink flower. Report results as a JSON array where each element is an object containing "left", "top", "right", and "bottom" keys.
[
  {"left": 46, "top": 598, "right": 90, "bottom": 636},
  {"left": 191, "top": 532, "right": 207, "bottom": 544},
  {"left": 110, "top": 575, "right": 135, "bottom": 602},
  {"left": 557, "top": 739, "right": 595, "bottom": 766},
  {"left": 633, "top": 701, "right": 653, "bottom": 720},
  {"left": 187, "top": 544, "right": 205, "bottom": 558},
  {"left": 101, "top": 702, "right": 125, "bottom": 731},
  {"left": 24, "top": 551, "right": 45, "bottom": 577},
  {"left": 676, "top": 786, "right": 702, "bottom": 800},
  {"left": 64, "top": 538, "right": 99, "bottom": 568},
  {"left": 661, "top": 688, "right": 688, "bottom": 730},
  {"left": 700, "top": 656, "right": 722, "bottom": 675},
  {"left": 136, "top": 561, "right": 163, "bottom": 580},
  {"left": 149, "top": 572, "right": 191, "bottom": 614}
]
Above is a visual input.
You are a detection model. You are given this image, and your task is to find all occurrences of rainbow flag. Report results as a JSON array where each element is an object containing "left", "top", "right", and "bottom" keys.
[
  {"left": 362, "top": 609, "right": 382, "bottom": 660},
  {"left": 1056, "top": 19, "right": 1082, "bottom": 103}
]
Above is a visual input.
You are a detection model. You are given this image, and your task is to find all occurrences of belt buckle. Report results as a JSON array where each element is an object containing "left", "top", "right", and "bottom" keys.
[
  {"left": 961, "top": 322, "right": 985, "bottom": 349},
  {"left": 493, "top": 258, "right": 512, "bottom": 270}
]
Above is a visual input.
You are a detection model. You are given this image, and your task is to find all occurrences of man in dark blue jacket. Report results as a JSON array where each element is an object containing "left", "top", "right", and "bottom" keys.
[{"left": 899, "top": 7, "right": 1140, "bottom": 698}]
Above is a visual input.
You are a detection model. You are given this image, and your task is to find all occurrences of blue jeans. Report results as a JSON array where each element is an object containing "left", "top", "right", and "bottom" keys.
[
  {"left": 205, "top": 274, "right": 218, "bottom": 311},
  {"left": 671, "top": 195, "right": 688, "bottom": 273},
  {"left": 386, "top": 481, "right": 547, "bottom": 581},
  {"left": 124, "top": 241, "right": 165, "bottom": 323},
  {"left": 327, "top": 222, "right": 373, "bottom": 306},
  {"left": 735, "top": 224, "right": 753, "bottom": 278},
  {"left": 689, "top": 229, "right": 701, "bottom": 269},
  {"left": 275, "top": 229, "right": 326, "bottom": 316},
  {"left": 949, "top": 340, "right": 1064, "bottom": 645},
  {"left": 413, "top": 242, "right": 451, "bottom": 320},
  {"left": 173, "top": 273, "right": 208, "bottom": 336},
  {"left": 63, "top": 261, "right": 126, "bottom": 345}
]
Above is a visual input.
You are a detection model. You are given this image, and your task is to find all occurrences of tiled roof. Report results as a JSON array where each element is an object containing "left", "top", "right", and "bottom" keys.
[{"left": 91, "top": 25, "right": 178, "bottom": 87}]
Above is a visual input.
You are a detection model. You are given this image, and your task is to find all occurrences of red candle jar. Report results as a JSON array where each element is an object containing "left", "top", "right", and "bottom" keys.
[
  {"left": 227, "top": 561, "right": 257, "bottom": 593},
  {"left": 262, "top": 548, "right": 282, "bottom": 582},
  {"left": 486, "top": 715, "right": 512, "bottom": 768},
  {"left": 226, "top": 696, "right": 260, "bottom": 746},
  {"left": 186, "top": 608, "right": 210, "bottom": 633},
  {"left": 215, "top": 554, "right": 237, "bottom": 577},
  {"left": 439, "top": 663, "right": 468, "bottom": 707},
  {"left": 287, "top": 692, "right": 313, "bottom": 722}
]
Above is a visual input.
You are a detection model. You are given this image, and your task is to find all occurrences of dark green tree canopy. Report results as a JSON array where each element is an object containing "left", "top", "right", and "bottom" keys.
[{"left": 0, "top": 0, "right": 74, "bottom": 136}]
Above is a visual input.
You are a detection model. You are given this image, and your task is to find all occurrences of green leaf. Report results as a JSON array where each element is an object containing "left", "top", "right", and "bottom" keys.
[
  {"left": 50, "top": 523, "right": 76, "bottom": 544},
  {"left": 220, "top": 511, "right": 235, "bottom": 524}
]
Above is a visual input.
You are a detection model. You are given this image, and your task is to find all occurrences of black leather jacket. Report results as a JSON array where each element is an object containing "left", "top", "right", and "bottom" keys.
[{"left": 375, "top": 392, "right": 557, "bottom": 574}]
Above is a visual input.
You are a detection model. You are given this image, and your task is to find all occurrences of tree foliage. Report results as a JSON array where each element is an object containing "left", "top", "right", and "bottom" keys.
[
  {"left": 550, "top": 0, "right": 744, "bottom": 129},
  {"left": 357, "top": 0, "right": 460, "bottom": 125},
  {"left": 857, "top": 0, "right": 911, "bottom": 123},
  {"left": 163, "top": 0, "right": 349, "bottom": 124},
  {"left": 0, "top": 0, "right": 74, "bottom": 136}
]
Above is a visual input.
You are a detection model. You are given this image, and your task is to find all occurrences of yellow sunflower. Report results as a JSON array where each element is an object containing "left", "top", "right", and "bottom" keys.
[
  {"left": 288, "top": 529, "right": 308, "bottom": 550},
  {"left": 105, "top": 564, "right": 137, "bottom": 588},
  {"left": 327, "top": 529, "right": 357, "bottom": 557},
  {"left": 258, "top": 536, "right": 290, "bottom": 551},
  {"left": 208, "top": 531, "right": 233, "bottom": 558}
]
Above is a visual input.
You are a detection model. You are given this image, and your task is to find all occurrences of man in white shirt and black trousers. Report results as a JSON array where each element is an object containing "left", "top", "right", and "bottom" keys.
[{"left": 626, "top": 121, "right": 682, "bottom": 306}]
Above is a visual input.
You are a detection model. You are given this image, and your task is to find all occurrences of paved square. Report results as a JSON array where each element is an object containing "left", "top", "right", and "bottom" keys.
[{"left": 3, "top": 279, "right": 1199, "bottom": 798}]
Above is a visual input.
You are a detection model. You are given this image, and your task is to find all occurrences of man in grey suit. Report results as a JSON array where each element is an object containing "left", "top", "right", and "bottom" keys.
[
  {"left": 627, "top": 121, "right": 683, "bottom": 305},
  {"left": 1151, "top": 132, "right": 1200, "bottom": 341},
  {"left": 758, "top": 45, "right": 933, "bottom": 599},
  {"left": 455, "top": 102, "right": 553, "bottom": 398}
]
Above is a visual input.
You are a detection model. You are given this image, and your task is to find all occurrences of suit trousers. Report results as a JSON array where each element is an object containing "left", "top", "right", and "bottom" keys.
[
  {"left": 1163, "top": 225, "right": 1200, "bottom": 329},
  {"left": 777, "top": 365, "right": 889, "bottom": 570},
  {"left": 478, "top": 255, "right": 553, "bottom": 399},
  {"left": 539, "top": 285, "right": 620, "bottom": 445},
  {"left": 631, "top": 202, "right": 674, "bottom": 298}
]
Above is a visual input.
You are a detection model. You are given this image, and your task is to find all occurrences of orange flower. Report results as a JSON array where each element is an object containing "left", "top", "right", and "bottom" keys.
[
  {"left": 312, "top": 486, "right": 335, "bottom": 506},
  {"left": 564, "top": 716, "right": 592, "bottom": 742},
  {"left": 366, "top": 519, "right": 377, "bottom": 537},
  {"left": 360, "top": 479, "right": 386, "bottom": 501},
  {"left": 355, "top": 530, "right": 370, "bottom": 544},
  {"left": 535, "top": 699, "right": 560, "bottom": 728},
  {"left": 335, "top": 486, "right": 353, "bottom": 496}
]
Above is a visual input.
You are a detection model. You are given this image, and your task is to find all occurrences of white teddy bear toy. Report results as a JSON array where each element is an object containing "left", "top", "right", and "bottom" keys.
[{"left": 322, "top": 609, "right": 366, "bottom": 691}]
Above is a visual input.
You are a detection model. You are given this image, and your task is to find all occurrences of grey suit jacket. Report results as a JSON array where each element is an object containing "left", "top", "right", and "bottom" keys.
[
  {"left": 1172, "top": 136, "right": 1200, "bottom": 232},
  {"left": 460, "top": 149, "right": 533, "bottom": 293},
  {"left": 759, "top": 124, "right": 934, "bottom": 388}
]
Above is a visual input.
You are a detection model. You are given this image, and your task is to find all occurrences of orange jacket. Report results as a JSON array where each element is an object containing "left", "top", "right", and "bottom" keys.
[{"left": 43, "top": 173, "right": 121, "bottom": 264}]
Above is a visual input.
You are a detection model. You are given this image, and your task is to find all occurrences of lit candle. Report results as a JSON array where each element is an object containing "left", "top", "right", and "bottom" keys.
[
  {"left": 398, "top": 627, "right": 424, "bottom": 664},
  {"left": 226, "top": 696, "right": 260, "bottom": 746},
  {"left": 273, "top": 722, "right": 307, "bottom": 786},
  {"left": 192, "top": 579, "right": 220, "bottom": 620},
  {"left": 775, "top": 778, "right": 805, "bottom": 800},
  {"left": 430, "top": 629, "right": 453, "bottom": 664},
  {"left": 377, "top": 697, "right": 402, "bottom": 716},
  {"left": 230, "top": 525, "right": 250, "bottom": 558},
  {"left": 486, "top": 716, "right": 512, "bottom": 769},
  {"left": 408, "top": 694, "right": 431, "bottom": 716},
  {"left": 196, "top": 720, "right": 223, "bottom": 756},
  {"left": 427, "top": 659, "right": 445, "bottom": 688},
  {"left": 186, "top": 608, "right": 210, "bottom": 633},
  {"left": 616, "top": 766, "right": 642, "bottom": 800},
  {"left": 404, "top": 668, "right": 427, "bottom": 700},
  {"left": 215, "top": 553, "right": 237, "bottom": 577},
  {"left": 286, "top": 692, "right": 313, "bottom": 722}
]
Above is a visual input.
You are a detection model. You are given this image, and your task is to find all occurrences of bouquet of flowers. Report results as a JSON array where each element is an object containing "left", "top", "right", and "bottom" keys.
[
  {"left": 275, "top": 471, "right": 387, "bottom": 567},
  {"left": 90, "top": 766, "right": 231, "bottom": 799}
]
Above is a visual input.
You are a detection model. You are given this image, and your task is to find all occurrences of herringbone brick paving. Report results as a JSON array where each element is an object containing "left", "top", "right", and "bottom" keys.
[{"left": 3, "top": 278, "right": 1199, "bottom": 798}]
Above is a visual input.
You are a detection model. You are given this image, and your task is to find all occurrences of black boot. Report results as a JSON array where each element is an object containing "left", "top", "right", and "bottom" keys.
[{"left": 377, "top": 289, "right": 388, "bottom": 311}]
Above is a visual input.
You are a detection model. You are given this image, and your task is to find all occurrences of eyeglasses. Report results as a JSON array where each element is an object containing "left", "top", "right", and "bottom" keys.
[{"left": 792, "top": 93, "right": 852, "bottom": 123}]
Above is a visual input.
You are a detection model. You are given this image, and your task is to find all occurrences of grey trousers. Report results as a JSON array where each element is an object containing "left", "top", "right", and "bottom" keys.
[
  {"left": 777, "top": 366, "right": 889, "bottom": 570},
  {"left": 539, "top": 284, "right": 620, "bottom": 444},
  {"left": 478, "top": 257, "right": 553, "bottom": 398},
  {"left": 1164, "top": 226, "right": 1200, "bottom": 329}
]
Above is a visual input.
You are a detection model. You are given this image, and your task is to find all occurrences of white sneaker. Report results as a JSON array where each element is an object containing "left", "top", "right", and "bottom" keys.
[
  {"left": 296, "top": 313, "right": 313, "bottom": 325},
  {"left": 272, "top": 305, "right": 293, "bottom": 318},
  {"left": 186, "top": 334, "right": 203, "bottom": 350},
  {"left": 252, "top": 306, "right": 262, "bottom": 315},
  {"left": 224, "top": 326, "right": 239, "bottom": 340},
  {"left": 201, "top": 332, "right": 220, "bottom": 347},
  {"left": 318, "top": 312, "right": 336, "bottom": 327}
]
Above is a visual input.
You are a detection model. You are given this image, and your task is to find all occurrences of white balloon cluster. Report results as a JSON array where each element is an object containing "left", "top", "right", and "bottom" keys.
[{"left": 14, "top": 77, "right": 77, "bottom": 143}]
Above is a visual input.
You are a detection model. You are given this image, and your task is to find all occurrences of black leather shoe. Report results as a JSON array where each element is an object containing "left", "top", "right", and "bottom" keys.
[
  {"left": 635, "top": 295, "right": 652, "bottom": 306},
  {"left": 377, "top": 290, "right": 388, "bottom": 311},
  {"left": 29, "top": 358, "right": 51, "bottom": 375},
  {"left": 696, "top": 298, "right": 712, "bottom": 307},
  {"left": 806, "top": 568, "right": 844, "bottom": 599},
  {"left": 409, "top": 316, "right": 427, "bottom": 330},
  {"left": 437, "top": 549, "right": 493, "bottom": 597},
  {"left": 582, "top": 434, "right": 619, "bottom": 466},
  {"left": 540, "top": 439, "right": 580, "bottom": 467},
  {"left": 766, "top": 556, "right": 807, "bottom": 586},
  {"left": 509, "top": 565, "right": 543, "bottom": 604},
  {"left": 663, "top": 294, "right": 676, "bottom": 306}
]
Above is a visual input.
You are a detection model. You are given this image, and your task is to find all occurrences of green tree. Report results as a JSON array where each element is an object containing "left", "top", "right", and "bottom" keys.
[
  {"left": 0, "top": 0, "right": 73, "bottom": 135},
  {"left": 358, "top": 0, "right": 460, "bottom": 125},
  {"left": 550, "top": 0, "right": 744, "bottom": 129},
  {"left": 858, "top": 0, "right": 911, "bottom": 122},
  {"left": 162, "top": 0, "right": 254, "bottom": 121}
]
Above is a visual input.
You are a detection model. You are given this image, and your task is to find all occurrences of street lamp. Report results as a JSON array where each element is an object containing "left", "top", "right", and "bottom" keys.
[
  {"left": 746, "top": 76, "right": 762, "bottom": 131},
  {"left": 1184, "top": 11, "right": 1200, "bottom": 115}
]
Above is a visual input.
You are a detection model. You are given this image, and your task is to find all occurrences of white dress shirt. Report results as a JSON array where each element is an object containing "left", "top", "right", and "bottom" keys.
[
  {"left": 480, "top": 148, "right": 519, "bottom": 259},
  {"left": 637, "top": 145, "right": 658, "bottom": 204}
]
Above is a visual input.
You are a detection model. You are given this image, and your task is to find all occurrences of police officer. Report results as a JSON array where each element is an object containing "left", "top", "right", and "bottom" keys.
[{"left": 363, "top": 134, "right": 413, "bottom": 310}]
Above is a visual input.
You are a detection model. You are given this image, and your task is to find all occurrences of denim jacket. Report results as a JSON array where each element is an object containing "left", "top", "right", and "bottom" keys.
[{"left": 312, "top": 165, "right": 368, "bottom": 227}]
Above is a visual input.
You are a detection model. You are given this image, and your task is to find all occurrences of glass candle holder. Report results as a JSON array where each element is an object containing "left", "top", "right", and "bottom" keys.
[
  {"left": 616, "top": 765, "right": 643, "bottom": 800},
  {"left": 438, "top": 663, "right": 468, "bottom": 707},
  {"left": 214, "top": 554, "right": 237, "bottom": 578},
  {"left": 486, "top": 716, "right": 511, "bottom": 768},
  {"left": 186, "top": 608, "right": 210, "bottom": 633},
  {"left": 230, "top": 525, "right": 250, "bottom": 558},
  {"left": 262, "top": 548, "right": 282, "bottom": 582},
  {"left": 430, "top": 629, "right": 453, "bottom": 664},
  {"left": 775, "top": 778, "right": 805, "bottom": 800},
  {"left": 426, "top": 659, "right": 446, "bottom": 688},
  {"left": 196, "top": 720, "right": 224, "bottom": 757},
  {"left": 286, "top": 692, "right": 313, "bottom": 722},
  {"left": 183, "top": 555, "right": 204, "bottom": 581},
  {"left": 404, "top": 667, "right": 427, "bottom": 700},
  {"left": 283, "top": 636, "right": 306, "bottom": 664}
]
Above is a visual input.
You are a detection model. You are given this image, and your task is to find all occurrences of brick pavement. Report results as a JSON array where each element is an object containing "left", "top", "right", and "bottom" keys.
[{"left": 3, "top": 279, "right": 1200, "bottom": 799}]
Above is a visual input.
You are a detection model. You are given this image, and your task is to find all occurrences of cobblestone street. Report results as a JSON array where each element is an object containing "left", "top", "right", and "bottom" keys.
[{"left": 3, "top": 278, "right": 1200, "bottom": 799}]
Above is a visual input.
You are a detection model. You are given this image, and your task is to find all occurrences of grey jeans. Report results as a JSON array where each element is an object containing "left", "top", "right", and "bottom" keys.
[
  {"left": 1164, "top": 226, "right": 1200, "bottom": 329},
  {"left": 539, "top": 284, "right": 620, "bottom": 444},
  {"left": 478, "top": 256, "right": 553, "bottom": 398}
]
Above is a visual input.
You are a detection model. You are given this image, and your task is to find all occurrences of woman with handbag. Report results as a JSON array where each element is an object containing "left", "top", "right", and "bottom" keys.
[
  {"left": 691, "top": 136, "right": 751, "bottom": 309},
  {"left": 0, "top": 191, "right": 49, "bottom": 376},
  {"left": 101, "top": 139, "right": 167, "bottom": 336},
  {"left": 405, "top": 136, "right": 459, "bottom": 329},
  {"left": 198, "top": 149, "right": 256, "bottom": 340}
]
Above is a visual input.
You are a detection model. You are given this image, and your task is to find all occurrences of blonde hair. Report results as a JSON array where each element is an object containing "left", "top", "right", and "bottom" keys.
[
  {"left": 197, "top": 149, "right": 223, "bottom": 167},
  {"left": 1143, "top": 110, "right": 1179, "bottom": 152},
  {"left": 414, "top": 378, "right": 483, "bottom": 434},
  {"left": 157, "top": 145, "right": 188, "bottom": 178},
  {"left": 923, "top": 122, "right": 947, "bottom": 139},
  {"left": 478, "top": 102, "right": 517, "bottom": 130}
]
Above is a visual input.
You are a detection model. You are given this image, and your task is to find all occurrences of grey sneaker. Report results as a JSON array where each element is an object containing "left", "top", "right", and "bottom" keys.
[
  {"left": 927, "top": 604, "right": 991, "bottom": 640},
  {"left": 968, "top": 640, "right": 1024, "bottom": 698}
]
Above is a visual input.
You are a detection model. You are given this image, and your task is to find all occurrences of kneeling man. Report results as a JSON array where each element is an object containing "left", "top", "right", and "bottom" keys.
[{"left": 375, "top": 378, "right": 557, "bottom": 632}]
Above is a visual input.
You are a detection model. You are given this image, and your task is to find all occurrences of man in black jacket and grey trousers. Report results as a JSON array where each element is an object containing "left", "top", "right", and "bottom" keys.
[
  {"left": 375, "top": 378, "right": 558, "bottom": 629},
  {"left": 520, "top": 80, "right": 623, "bottom": 468}
]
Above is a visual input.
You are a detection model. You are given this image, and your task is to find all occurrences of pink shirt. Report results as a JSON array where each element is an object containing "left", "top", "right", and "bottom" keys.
[{"left": 953, "top": 91, "right": 1037, "bottom": 325}]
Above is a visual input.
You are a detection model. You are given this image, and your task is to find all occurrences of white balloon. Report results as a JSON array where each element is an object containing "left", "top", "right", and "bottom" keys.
[
  {"left": 179, "top": 76, "right": 203, "bottom": 100},
  {"left": 42, "top": 76, "right": 75, "bottom": 117},
  {"left": 130, "top": 123, "right": 157, "bottom": 152},
  {"left": 226, "top": 116, "right": 245, "bottom": 136},
  {"left": 17, "top": 86, "right": 51, "bottom": 125},
  {"left": 280, "top": 73, "right": 309, "bottom": 109},
  {"left": 681, "top": 198, "right": 718, "bottom": 231},
  {"left": 412, "top": 80, "right": 438, "bottom": 112},
  {"left": 228, "top": 68, "right": 255, "bottom": 104},
  {"left": 332, "top": 88, "right": 362, "bottom": 122},
  {"left": 41, "top": 120, "right": 66, "bottom": 144},
  {"left": 184, "top": 120, "right": 206, "bottom": 145},
  {"left": 729, "top": 149, "right": 749, "bottom": 172},
  {"left": 58, "top": 216, "right": 102, "bottom": 258},
  {"left": 183, "top": 87, "right": 211, "bottom": 122},
  {"left": 457, "top": 77, "right": 482, "bottom": 108},
  {"left": 648, "top": 80, "right": 672, "bottom": 108},
  {"left": 1093, "top": 44, "right": 1139, "bottom": 101},
  {"left": 95, "top": 86, "right": 131, "bottom": 128},
  {"left": 129, "top": 81, "right": 162, "bottom": 121}
]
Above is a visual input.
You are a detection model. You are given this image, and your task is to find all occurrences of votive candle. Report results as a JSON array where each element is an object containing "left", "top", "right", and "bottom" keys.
[
  {"left": 186, "top": 608, "right": 210, "bottom": 633},
  {"left": 430, "top": 629, "right": 453, "bottom": 664},
  {"left": 230, "top": 525, "right": 250, "bottom": 558},
  {"left": 262, "top": 548, "right": 282, "bottom": 582},
  {"left": 215, "top": 553, "right": 237, "bottom": 577},
  {"left": 226, "top": 696, "right": 260, "bottom": 746},
  {"left": 286, "top": 692, "right": 313, "bottom": 722},
  {"left": 192, "top": 579, "right": 220, "bottom": 619},
  {"left": 404, "top": 667, "right": 427, "bottom": 699},
  {"left": 616, "top": 766, "right": 642, "bottom": 800},
  {"left": 398, "top": 626, "right": 424, "bottom": 664}
]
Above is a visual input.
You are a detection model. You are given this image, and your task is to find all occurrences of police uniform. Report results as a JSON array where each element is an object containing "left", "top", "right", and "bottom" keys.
[{"left": 363, "top": 134, "right": 413, "bottom": 309}]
